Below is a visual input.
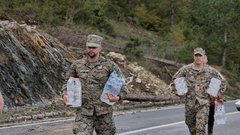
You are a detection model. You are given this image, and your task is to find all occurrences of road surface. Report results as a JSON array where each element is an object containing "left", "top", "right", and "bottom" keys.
[{"left": 0, "top": 100, "right": 239, "bottom": 135}]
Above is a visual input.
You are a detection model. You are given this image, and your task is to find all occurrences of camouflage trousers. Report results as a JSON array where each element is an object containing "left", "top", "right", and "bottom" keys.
[
  {"left": 185, "top": 101, "right": 209, "bottom": 135},
  {"left": 72, "top": 112, "right": 116, "bottom": 135}
]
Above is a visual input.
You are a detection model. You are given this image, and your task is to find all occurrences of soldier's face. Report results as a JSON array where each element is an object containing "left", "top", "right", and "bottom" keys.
[
  {"left": 87, "top": 46, "right": 102, "bottom": 58},
  {"left": 194, "top": 54, "right": 204, "bottom": 65}
]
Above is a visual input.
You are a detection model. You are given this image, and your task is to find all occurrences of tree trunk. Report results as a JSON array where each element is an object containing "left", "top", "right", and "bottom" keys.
[
  {"left": 124, "top": 94, "right": 180, "bottom": 102},
  {"left": 170, "top": 0, "right": 175, "bottom": 33},
  {"left": 221, "top": 29, "right": 227, "bottom": 67},
  {"left": 144, "top": 55, "right": 185, "bottom": 68}
]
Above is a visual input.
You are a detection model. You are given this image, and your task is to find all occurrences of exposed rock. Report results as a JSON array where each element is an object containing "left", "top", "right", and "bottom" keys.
[
  {"left": 126, "top": 62, "right": 169, "bottom": 96},
  {"left": 135, "top": 78, "right": 142, "bottom": 83},
  {"left": 107, "top": 52, "right": 125, "bottom": 62},
  {"left": 0, "top": 21, "right": 181, "bottom": 124},
  {"left": 0, "top": 21, "right": 172, "bottom": 109},
  {"left": 106, "top": 52, "right": 173, "bottom": 97},
  {"left": 0, "top": 21, "right": 75, "bottom": 107}
]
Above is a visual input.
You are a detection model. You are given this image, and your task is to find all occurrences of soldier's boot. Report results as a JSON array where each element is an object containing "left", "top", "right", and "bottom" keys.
[{"left": 208, "top": 124, "right": 214, "bottom": 135}]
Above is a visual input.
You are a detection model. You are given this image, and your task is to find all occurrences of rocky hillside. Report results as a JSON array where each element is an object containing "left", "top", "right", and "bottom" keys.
[
  {"left": 0, "top": 20, "right": 174, "bottom": 108},
  {"left": 0, "top": 21, "right": 75, "bottom": 107}
]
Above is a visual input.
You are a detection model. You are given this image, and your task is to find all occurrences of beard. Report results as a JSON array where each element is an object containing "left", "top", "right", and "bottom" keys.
[
  {"left": 194, "top": 59, "right": 204, "bottom": 66},
  {"left": 88, "top": 51, "right": 97, "bottom": 58}
]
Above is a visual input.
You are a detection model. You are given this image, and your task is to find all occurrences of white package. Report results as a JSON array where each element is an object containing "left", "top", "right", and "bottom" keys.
[
  {"left": 100, "top": 70, "right": 125, "bottom": 105},
  {"left": 67, "top": 77, "right": 82, "bottom": 107},
  {"left": 174, "top": 77, "right": 188, "bottom": 96},
  {"left": 215, "top": 102, "right": 226, "bottom": 125},
  {"left": 207, "top": 78, "right": 221, "bottom": 97}
]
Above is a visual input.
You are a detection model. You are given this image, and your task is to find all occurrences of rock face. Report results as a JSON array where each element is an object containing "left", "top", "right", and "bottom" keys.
[
  {"left": 0, "top": 20, "right": 172, "bottom": 108},
  {"left": 106, "top": 52, "right": 172, "bottom": 97},
  {"left": 0, "top": 21, "right": 76, "bottom": 107},
  {"left": 126, "top": 62, "right": 168, "bottom": 96}
]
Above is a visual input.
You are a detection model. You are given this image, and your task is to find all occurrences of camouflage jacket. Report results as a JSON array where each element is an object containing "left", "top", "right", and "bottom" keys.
[
  {"left": 62, "top": 56, "right": 128, "bottom": 116},
  {"left": 172, "top": 63, "right": 227, "bottom": 107}
]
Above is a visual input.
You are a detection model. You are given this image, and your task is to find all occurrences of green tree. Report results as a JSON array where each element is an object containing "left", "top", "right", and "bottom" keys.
[
  {"left": 191, "top": 0, "right": 240, "bottom": 67},
  {"left": 123, "top": 36, "right": 143, "bottom": 60}
]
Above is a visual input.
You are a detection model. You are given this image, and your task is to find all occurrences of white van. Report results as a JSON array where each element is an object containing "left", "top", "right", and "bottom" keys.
[{"left": 236, "top": 100, "right": 240, "bottom": 111}]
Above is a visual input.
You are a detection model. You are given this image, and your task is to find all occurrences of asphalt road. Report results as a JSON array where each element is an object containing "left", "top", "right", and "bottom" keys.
[{"left": 0, "top": 100, "right": 239, "bottom": 135}]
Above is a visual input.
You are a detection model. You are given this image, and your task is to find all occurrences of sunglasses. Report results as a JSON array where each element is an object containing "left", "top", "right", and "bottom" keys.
[
  {"left": 194, "top": 54, "right": 203, "bottom": 57},
  {"left": 87, "top": 47, "right": 97, "bottom": 49}
]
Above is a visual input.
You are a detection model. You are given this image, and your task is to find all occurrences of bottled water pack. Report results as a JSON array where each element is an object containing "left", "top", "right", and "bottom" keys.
[
  {"left": 215, "top": 102, "right": 226, "bottom": 124},
  {"left": 207, "top": 78, "right": 221, "bottom": 97},
  {"left": 67, "top": 77, "right": 82, "bottom": 107},
  {"left": 100, "top": 70, "right": 125, "bottom": 105},
  {"left": 174, "top": 77, "right": 188, "bottom": 95}
]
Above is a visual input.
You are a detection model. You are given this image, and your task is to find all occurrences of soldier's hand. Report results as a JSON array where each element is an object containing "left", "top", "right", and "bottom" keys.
[
  {"left": 217, "top": 96, "right": 224, "bottom": 103},
  {"left": 177, "top": 94, "right": 186, "bottom": 98},
  {"left": 63, "top": 94, "right": 68, "bottom": 105},
  {"left": 107, "top": 93, "right": 120, "bottom": 102}
]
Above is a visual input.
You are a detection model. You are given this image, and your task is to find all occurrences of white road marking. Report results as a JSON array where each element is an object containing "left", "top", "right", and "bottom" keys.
[
  {"left": 117, "top": 121, "right": 185, "bottom": 135},
  {"left": 117, "top": 111, "right": 239, "bottom": 135},
  {"left": 0, "top": 118, "right": 74, "bottom": 130},
  {"left": 0, "top": 100, "right": 238, "bottom": 132}
]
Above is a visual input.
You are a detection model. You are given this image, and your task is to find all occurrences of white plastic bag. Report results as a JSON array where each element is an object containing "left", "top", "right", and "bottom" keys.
[
  {"left": 207, "top": 78, "right": 221, "bottom": 97},
  {"left": 173, "top": 77, "right": 188, "bottom": 96},
  {"left": 100, "top": 70, "right": 125, "bottom": 105},
  {"left": 214, "top": 102, "right": 226, "bottom": 125},
  {"left": 67, "top": 77, "right": 82, "bottom": 107}
]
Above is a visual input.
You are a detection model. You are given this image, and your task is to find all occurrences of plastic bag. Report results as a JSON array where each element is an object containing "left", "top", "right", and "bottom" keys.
[
  {"left": 173, "top": 77, "right": 188, "bottom": 95},
  {"left": 100, "top": 70, "right": 125, "bottom": 105},
  {"left": 214, "top": 102, "right": 226, "bottom": 125},
  {"left": 207, "top": 78, "right": 221, "bottom": 97},
  {"left": 67, "top": 77, "right": 82, "bottom": 107}
]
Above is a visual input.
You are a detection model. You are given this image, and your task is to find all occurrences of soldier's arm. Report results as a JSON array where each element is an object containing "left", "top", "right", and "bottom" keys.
[
  {"left": 118, "top": 84, "right": 128, "bottom": 102},
  {"left": 172, "top": 66, "right": 187, "bottom": 80}
]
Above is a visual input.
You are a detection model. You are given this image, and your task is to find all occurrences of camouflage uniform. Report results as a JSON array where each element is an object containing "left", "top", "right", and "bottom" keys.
[
  {"left": 172, "top": 63, "right": 227, "bottom": 135},
  {"left": 63, "top": 56, "right": 128, "bottom": 135}
]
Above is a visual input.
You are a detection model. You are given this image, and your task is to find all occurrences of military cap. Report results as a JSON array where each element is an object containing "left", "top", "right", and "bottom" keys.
[
  {"left": 86, "top": 34, "right": 103, "bottom": 47},
  {"left": 194, "top": 47, "right": 205, "bottom": 56}
]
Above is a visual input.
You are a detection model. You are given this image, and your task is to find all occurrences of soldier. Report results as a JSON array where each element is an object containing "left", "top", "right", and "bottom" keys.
[
  {"left": 171, "top": 47, "right": 227, "bottom": 135},
  {"left": 203, "top": 55, "right": 224, "bottom": 135},
  {"left": 0, "top": 92, "right": 3, "bottom": 113},
  {"left": 208, "top": 95, "right": 223, "bottom": 135},
  {"left": 62, "top": 34, "right": 128, "bottom": 135}
]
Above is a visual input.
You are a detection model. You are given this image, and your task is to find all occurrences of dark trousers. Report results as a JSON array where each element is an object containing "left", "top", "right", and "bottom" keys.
[{"left": 208, "top": 104, "right": 215, "bottom": 134}]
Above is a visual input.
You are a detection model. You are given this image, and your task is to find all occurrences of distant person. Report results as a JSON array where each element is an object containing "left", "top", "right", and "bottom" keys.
[
  {"left": 203, "top": 55, "right": 224, "bottom": 135},
  {"left": 171, "top": 47, "right": 227, "bottom": 135},
  {"left": 0, "top": 92, "right": 4, "bottom": 113},
  {"left": 62, "top": 34, "right": 128, "bottom": 135},
  {"left": 208, "top": 95, "right": 223, "bottom": 135}
]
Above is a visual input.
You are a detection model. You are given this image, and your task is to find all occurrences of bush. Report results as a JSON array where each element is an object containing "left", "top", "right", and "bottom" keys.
[{"left": 124, "top": 36, "right": 144, "bottom": 60}]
